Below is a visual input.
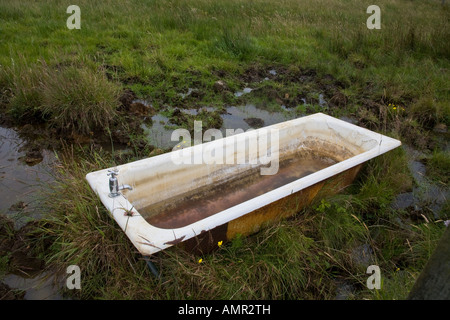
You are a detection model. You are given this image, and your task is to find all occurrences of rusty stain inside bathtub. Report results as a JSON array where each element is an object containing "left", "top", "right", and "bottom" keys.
[{"left": 140, "top": 153, "right": 338, "bottom": 229}]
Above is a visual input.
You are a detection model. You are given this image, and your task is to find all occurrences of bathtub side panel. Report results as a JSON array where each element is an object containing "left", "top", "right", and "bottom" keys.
[
  {"left": 227, "top": 164, "right": 363, "bottom": 240},
  {"left": 226, "top": 180, "right": 325, "bottom": 240}
]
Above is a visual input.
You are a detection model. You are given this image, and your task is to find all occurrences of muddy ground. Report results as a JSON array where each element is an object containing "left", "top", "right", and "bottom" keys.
[{"left": 1, "top": 64, "right": 445, "bottom": 160}]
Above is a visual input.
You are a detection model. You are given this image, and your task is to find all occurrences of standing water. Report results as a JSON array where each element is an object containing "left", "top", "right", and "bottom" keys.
[
  {"left": 0, "top": 126, "right": 54, "bottom": 218},
  {"left": 0, "top": 126, "right": 63, "bottom": 300}
]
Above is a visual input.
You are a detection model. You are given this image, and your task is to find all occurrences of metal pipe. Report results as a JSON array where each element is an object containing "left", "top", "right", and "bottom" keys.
[{"left": 143, "top": 256, "right": 161, "bottom": 279}]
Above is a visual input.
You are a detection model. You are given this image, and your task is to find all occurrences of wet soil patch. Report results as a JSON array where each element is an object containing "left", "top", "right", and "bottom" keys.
[
  {"left": 225, "top": 64, "right": 348, "bottom": 111},
  {"left": 18, "top": 146, "right": 43, "bottom": 166},
  {"left": 243, "top": 117, "right": 264, "bottom": 128},
  {"left": 0, "top": 86, "right": 156, "bottom": 160},
  {"left": 391, "top": 145, "right": 450, "bottom": 222},
  {"left": 221, "top": 104, "right": 293, "bottom": 132},
  {"left": 168, "top": 107, "right": 223, "bottom": 131},
  {"left": 0, "top": 216, "right": 46, "bottom": 278},
  {"left": 238, "top": 64, "right": 287, "bottom": 83},
  {"left": 0, "top": 282, "right": 25, "bottom": 300},
  {"left": 0, "top": 215, "right": 60, "bottom": 300},
  {"left": 212, "top": 66, "right": 444, "bottom": 157}
]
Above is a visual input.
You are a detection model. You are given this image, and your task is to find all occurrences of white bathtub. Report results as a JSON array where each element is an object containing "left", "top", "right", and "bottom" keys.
[{"left": 86, "top": 113, "right": 401, "bottom": 256}]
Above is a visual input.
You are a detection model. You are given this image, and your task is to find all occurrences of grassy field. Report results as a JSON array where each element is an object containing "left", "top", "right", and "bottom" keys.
[{"left": 0, "top": 0, "right": 449, "bottom": 300}]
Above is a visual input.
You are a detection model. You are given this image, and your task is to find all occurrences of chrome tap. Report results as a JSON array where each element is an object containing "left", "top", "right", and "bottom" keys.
[{"left": 107, "top": 169, "right": 132, "bottom": 198}]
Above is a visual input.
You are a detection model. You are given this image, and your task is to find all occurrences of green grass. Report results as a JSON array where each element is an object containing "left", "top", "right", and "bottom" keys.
[
  {"left": 0, "top": 0, "right": 448, "bottom": 300},
  {"left": 426, "top": 150, "right": 450, "bottom": 185},
  {"left": 1, "top": 0, "right": 448, "bottom": 110}
]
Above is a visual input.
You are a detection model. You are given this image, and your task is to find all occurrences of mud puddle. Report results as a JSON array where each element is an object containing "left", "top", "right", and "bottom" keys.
[
  {"left": 0, "top": 126, "right": 55, "bottom": 220},
  {"left": 141, "top": 114, "right": 176, "bottom": 149},
  {"left": 2, "top": 273, "right": 63, "bottom": 300},
  {"left": 142, "top": 104, "right": 300, "bottom": 149},
  {"left": 234, "top": 87, "right": 253, "bottom": 98},
  {"left": 0, "top": 126, "right": 62, "bottom": 300},
  {"left": 392, "top": 144, "right": 449, "bottom": 219},
  {"left": 222, "top": 104, "right": 295, "bottom": 131}
]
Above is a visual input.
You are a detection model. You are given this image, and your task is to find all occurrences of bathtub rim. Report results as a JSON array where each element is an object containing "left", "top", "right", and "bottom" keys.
[{"left": 85, "top": 112, "right": 401, "bottom": 255}]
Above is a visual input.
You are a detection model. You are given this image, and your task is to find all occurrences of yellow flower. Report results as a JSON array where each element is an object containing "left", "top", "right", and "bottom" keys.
[
  {"left": 218, "top": 241, "right": 223, "bottom": 247},
  {"left": 198, "top": 258, "right": 203, "bottom": 264},
  {"left": 393, "top": 107, "right": 397, "bottom": 110}
]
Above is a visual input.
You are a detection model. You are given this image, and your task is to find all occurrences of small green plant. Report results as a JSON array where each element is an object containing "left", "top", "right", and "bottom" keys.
[{"left": 315, "top": 199, "right": 331, "bottom": 213}]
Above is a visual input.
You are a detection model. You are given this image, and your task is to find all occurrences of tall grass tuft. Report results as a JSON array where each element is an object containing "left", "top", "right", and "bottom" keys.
[
  {"left": 1, "top": 60, "right": 121, "bottom": 135},
  {"left": 1, "top": 60, "right": 45, "bottom": 120},
  {"left": 426, "top": 150, "right": 450, "bottom": 185},
  {"left": 41, "top": 65, "right": 121, "bottom": 135}
]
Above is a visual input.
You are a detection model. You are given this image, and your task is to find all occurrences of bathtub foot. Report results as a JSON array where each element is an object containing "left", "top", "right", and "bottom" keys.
[{"left": 143, "top": 256, "right": 161, "bottom": 279}]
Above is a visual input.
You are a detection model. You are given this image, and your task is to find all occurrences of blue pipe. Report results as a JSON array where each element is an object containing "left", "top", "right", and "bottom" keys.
[{"left": 143, "top": 256, "right": 161, "bottom": 279}]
